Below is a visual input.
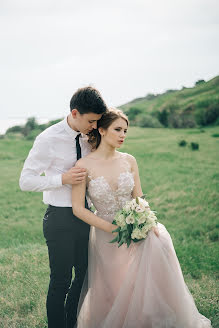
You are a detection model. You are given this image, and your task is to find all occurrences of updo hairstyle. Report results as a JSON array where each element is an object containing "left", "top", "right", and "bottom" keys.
[{"left": 88, "top": 108, "right": 129, "bottom": 149}]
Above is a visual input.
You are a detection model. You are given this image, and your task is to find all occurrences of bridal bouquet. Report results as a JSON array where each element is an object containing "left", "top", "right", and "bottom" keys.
[{"left": 110, "top": 196, "right": 158, "bottom": 248}]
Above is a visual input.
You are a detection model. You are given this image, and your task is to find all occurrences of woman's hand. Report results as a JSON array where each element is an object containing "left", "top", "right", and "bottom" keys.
[{"left": 152, "top": 226, "right": 159, "bottom": 237}]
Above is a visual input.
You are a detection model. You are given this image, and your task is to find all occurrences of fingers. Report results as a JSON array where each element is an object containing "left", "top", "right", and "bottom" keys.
[
  {"left": 71, "top": 167, "right": 87, "bottom": 172},
  {"left": 153, "top": 227, "right": 159, "bottom": 237}
]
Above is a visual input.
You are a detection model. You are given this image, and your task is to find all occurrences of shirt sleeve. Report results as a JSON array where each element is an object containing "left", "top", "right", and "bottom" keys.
[{"left": 19, "top": 135, "right": 62, "bottom": 192}]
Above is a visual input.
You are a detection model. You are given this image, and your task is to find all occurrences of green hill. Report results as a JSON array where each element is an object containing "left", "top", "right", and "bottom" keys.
[{"left": 120, "top": 76, "right": 219, "bottom": 128}]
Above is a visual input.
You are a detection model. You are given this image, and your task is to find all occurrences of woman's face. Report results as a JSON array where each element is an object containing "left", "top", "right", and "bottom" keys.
[{"left": 100, "top": 117, "right": 128, "bottom": 148}]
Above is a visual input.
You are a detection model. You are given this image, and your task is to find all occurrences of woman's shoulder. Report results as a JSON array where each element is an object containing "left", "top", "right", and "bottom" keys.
[
  {"left": 120, "top": 152, "right": 137, "bottom": 164},
  {"left": 75, "top": 153, "right": 95, "bottom": 170}
]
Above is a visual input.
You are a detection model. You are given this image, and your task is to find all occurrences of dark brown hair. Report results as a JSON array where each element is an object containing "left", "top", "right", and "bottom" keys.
[
  {"left": 88, "top": 108, "right": 129, "bottom": 149},
  {"left": 70, "top": 86, "right": 107, "bottom": 114}
]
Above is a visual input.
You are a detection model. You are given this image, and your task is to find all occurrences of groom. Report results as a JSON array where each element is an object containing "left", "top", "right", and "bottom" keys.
[{"left": 19, "top": 86, "right": 107, "bottom": 328}]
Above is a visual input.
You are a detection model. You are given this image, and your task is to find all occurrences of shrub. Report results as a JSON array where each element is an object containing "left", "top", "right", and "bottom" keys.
[
  {"left": 212, "top": 133, "right": 219, "bottom": 138},
  {"left": 126, "top": 107, "right": 142, "bottom": 122},
  {"left": 48, "top": 118, "right": 62, "bottom": 127},
  {"left": 205, "top": 103, "right": 219, "bottom": 124},
  {"left": 136, "top": 114, "right": 163, "bottom": 128},
  {"left": 180, "top": 114, "right": 196, "bottom": 128},
  {"left": 195, "top": 108, "right": 206, "bottom": 126},
  {"left": 195, "top": 79, "right": 205, "bottom": 86},
  {"left": 145, "top": 93, "right": 157, "bottom": 100},
  {"left": 26, "top": 129, "right": 42, "bottom": 140},
  {"left": 157, "top": 109, "right": 169, "bottom": 127},
  {"left": 178, "top": 140, "right": 187, "bottom": 147},
  {"left": 168, "top": 113, "right": 182, "bottom": 128},
  {"left": 6, "top": 125, "right": 23, "bottom": 134},
  {"left": 195, "top": 102, "right": 219, "bottom": 126},
  {"left": 190, "top": 142, "right": 199, "bottom": 150}
]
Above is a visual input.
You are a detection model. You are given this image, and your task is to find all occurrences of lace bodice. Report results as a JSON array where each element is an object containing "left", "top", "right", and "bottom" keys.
[{"left": 87, "top": 171, "right": 135, "bottom": 222}]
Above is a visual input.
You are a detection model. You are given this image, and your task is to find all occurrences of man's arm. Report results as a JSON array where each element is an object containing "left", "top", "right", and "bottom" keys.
[
  {"left": 19, "top": 135, "right": 86, "bottom": 192},
  {"left": 19, "top": 136, "right": 62, "bottom": 192}
]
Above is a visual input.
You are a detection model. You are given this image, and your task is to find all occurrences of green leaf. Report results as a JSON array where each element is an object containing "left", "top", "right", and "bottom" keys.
[
  {"left": 136, "top": 197, "right": 139, "bottom": 205},
  {"left": 118, "top": 239, "right": 124, "bottom": 247},
  {"left": 141, "top": 194, "right": 147, "bottom": 199},
  {"left": 112, "top": 227, "right": 121, "bottom": 233},
  {"left": 127, "top": 239, "right": 131, "bottom": 248}
]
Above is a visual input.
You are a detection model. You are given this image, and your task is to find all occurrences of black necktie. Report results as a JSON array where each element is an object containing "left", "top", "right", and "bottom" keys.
[{"left": 75, "top": 134, "right": 81, "bottom": 160}]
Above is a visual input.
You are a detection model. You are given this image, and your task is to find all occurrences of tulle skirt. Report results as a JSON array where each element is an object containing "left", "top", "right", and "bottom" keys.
[{"left": 76, "top": 223, "right": 212, "bottom": 328}]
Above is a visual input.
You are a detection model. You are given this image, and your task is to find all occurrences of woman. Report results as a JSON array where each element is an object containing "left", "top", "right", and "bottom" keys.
[{"left": 71, "top": 108, "right": 212, "bottom": 328}]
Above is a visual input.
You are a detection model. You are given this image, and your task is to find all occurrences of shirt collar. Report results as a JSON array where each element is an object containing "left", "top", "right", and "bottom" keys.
[{"left": 63, "top": 116, "right": 81, "bottom": 139}]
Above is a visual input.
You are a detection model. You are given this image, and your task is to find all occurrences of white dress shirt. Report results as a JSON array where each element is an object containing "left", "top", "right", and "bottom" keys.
[{"left": 19, "top": 117, "right": 91, "bottom": 207}]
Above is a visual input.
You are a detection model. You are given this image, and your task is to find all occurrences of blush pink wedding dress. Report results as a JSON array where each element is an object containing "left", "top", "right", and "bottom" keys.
[{"left": 76, "top": 169, "right": 212, "bottom": 328}]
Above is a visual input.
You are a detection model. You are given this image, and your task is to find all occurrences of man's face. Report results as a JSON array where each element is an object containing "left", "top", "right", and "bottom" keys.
[{"left": 73, "top": 111, "right": 102, "bottom": 134}]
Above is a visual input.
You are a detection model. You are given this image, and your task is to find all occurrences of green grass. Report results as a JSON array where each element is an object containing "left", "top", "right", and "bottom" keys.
[{"left": 0, "top": 126, "right": 219, "bottom": 327}]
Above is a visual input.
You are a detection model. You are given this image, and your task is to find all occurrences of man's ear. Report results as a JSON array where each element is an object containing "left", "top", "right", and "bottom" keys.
[{"left": 71, "top": 109, "right": 78, "bottom": 119}]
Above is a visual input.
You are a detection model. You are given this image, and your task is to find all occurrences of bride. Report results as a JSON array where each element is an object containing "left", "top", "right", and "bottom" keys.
[{"left": 71, "top": 108, "right": 212, "bottom": 328}]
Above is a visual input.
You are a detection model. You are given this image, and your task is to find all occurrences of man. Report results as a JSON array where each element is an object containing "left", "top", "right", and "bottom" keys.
[{"left": 19, "top": 86, "right": 107, "bottom": 328}]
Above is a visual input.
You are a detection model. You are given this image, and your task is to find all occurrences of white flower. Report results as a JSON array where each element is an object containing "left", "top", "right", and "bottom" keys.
[
  {"left": 142, "top": 225, "right": 150, "bottom": 235},
  {"left": 126, "top": 215, "right": 135, "bottom": 224},
  {"left": 130, "top": 199, "right": 137, "bottom": 211},
  {"left": 131, "top": 228, "right": 144, "bottom": 240},
  {"left": 138, "top": 198, "right": 149, "bottom": 208},
  {"left": 135, "top": 205, "right": 144, "bottom": 213},
  {"left": 137, "top": 214, "right": 147, "bottom": 224},
  {"left": 134, "top": 198, "right": 150, "bottom": 213},
  {"left": 124, "top": 202, "right": 132, "bottom": 212},
  {"left": 116, "top": 214, "right": 126, "bottom": 227}
]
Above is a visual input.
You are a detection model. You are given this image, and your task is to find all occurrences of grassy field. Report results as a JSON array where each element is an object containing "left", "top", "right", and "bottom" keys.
[{"left": 0, "top": 126, "right": 219, "bottom": 327}]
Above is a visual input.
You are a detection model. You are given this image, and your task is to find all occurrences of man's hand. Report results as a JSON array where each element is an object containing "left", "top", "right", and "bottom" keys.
[
  {"left": 152, "top": 226, "right": 159, "bottom": 237},
  {"left": 62, "top": 167, "right": 87, "bottom": 185}
]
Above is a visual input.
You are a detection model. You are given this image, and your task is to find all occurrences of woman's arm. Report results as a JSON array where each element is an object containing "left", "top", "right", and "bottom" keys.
[
  {"left": 72, "top": 162, "right": 117, "bottom": 234},
  {"left": 129, "top": 155, "right": 143, "bottom": 198},
  {"left": 129, "top": 155, "right": 159, "bottom": 237}
]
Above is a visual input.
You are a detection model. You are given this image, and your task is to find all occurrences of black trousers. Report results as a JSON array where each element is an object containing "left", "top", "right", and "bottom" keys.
[{"left": 43, "top": 204, "right": 90, "bottom": 328}]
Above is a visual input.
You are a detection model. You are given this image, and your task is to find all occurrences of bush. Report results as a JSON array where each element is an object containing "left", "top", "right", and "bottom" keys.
[
  {"left": 205, "top": 103, "right": 219, "bottom": 124},
  {"left": 145, "top": 93, "right": 157, "bottom": 100},
  {"left": 178, "top": 140, "right": 187, "bottom": 147},
  {"left": 48, "top": 118, "right": 62, "bottom": 127},
  {"left": 26, "top": 129, "right": 42, "bottom": 140},
  {"left": 168, "top": 113, "right": 182, "bottom": 128},
  {"left": 157, "top": 109, "right": 169, "bottom": 127},
  {"left": 180, "top": 114, "right": 196, "bottom": 128},
  {"left": 195, "top": 102, "right": 219, "bottom": 126},
  {"left": 195, "top": 79, "right": 205, "bottom": 86},
  {"left": 6, "top": 125, "right": 23, "bottom": 134},
  {"left": 190, "top": 142, "right": 199, "bottom": 150},
  {"left": 136, "top": 115, "right": 163, "bottom": 128},
  {"left": 126, "top": 107, "right": 142, "bottom": 122},
  {"left": 22, "top": 117, "right": 38, "bottom": 137}
]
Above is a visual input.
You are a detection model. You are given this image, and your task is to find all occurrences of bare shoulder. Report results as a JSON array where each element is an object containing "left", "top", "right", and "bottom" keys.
[
  {"left": 75, "top": 154, "right": 94, "bottom": 170},
  {"left": 120, "top": 152, "right": 137, "bottom": 167}
]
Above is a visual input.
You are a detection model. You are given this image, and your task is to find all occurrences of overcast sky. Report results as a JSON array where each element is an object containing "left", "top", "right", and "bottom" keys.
[{"left": 0, "top": 0, "right": 219, "bottom": 123}]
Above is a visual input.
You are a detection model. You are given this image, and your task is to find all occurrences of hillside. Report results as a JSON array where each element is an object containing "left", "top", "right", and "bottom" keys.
[{"left": 120, "top": 76, "right": 219, "bottom": 128}]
